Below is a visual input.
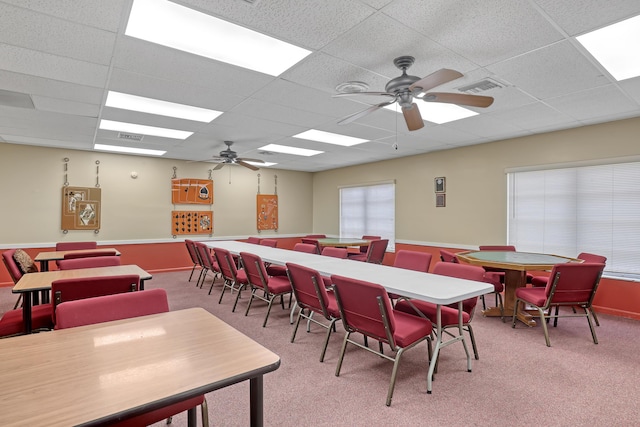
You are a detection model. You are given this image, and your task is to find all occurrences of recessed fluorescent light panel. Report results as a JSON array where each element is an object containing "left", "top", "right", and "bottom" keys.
[
  {"left": 384, "top": 103, "right": 477, "bottom": 124},
  {"left": 99, "top": 119, "right": 193, "bottom": 140},
  {"left": 258, "top": 144, "right": 323, "bottom": 157},
  {"left": 293, "top": 130, "right": 368, "bottom": 146},
  {"left": 105, "top": 91, "right": 223, "bottom": 122},
  {"left": 576, "top": 14, "right": 640, "bottom": 81},
  {"left": 126, "top": 0, "right": 311, "bottom": 76},
  {"left": 246, "top": 161, "right": 277, "bottom": 167},
  {"left": 94, "top": 144, "right": 166, "bottom": 156}
]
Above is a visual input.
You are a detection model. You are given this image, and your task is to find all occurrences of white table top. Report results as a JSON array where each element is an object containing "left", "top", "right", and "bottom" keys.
[{"left": 206, "top": 241, "right": 492, "bottom": 305}]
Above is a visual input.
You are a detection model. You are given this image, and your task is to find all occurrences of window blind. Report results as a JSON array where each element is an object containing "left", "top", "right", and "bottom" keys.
[
  {"left": 508, "top": 161, "right": 640, "bottom": 278},
  {"left": 340, "top": 183, "right": 395, "bottom": 251}
]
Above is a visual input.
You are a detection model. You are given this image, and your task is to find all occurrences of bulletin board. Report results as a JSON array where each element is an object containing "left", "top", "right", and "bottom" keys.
[
  {"left": 171, "top": 178, "right": 213, "bottom": 204},
  {"left": 172, "top": 210, "right": 213, "bottom": 235},
  {"left": 257, "top": 194, "right": 278, "bottom": 231},
  {"left": 61, "top": 186, "right": 101, "bottom": 231}
]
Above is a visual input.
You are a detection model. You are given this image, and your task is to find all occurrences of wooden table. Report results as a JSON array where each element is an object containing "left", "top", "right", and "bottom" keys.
[
  {"left": 456, "top": 251, "right": 580, "bottom": 326},
  {"left": 208, "top": 240, "right": 492, "bottom": 393},
  {"left": 13, "top": 265, "right": 152, "bottom": 333},
  {"left": 315, "top": 238, "right": 370, "bottom": 248},
  {"left": 0, "top": 308, "right": 280, "bottom": 427},
  {"left": 35, "top": 248, "right": 121, "bottom": 271}
]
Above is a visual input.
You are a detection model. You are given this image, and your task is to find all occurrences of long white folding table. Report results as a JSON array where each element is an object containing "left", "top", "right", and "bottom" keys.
[{"left": 206, "top": 240, "right": 492, "bottom": 393}]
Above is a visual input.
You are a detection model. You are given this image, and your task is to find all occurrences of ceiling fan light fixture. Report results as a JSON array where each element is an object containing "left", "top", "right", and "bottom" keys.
[{"left": 335, "top": 81, "right": 369, "bottom": 93}]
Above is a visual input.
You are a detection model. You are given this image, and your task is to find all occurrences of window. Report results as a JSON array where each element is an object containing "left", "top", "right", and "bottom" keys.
[
  {"left": 340, "top": 182, "right": 395, "bottom": 251},
  {"left": 507, "top": 161, "right": 640, "bottom": 278}
]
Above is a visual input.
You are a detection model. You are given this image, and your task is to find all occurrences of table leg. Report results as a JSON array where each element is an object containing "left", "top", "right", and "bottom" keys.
[
  {"left": 22, "top": 292, "right": 32, "bottom": 334},
  {"left": 426, "top": 306, "right": 441, "bottom": 394},
  {"left": 186, "top": 407, "right": 197, "bottom": 427},
  {"left": 249, "top": 375, "right": 264, "bottom": 427},
  {"left": 139, "top": 279, "right": 145, "bottom": 291},
  {"left": 482, "top": 270, "right": 537, "bottom": 326},
  {"left": 39, "top": 260, "right": 49, "bottom": 272}
]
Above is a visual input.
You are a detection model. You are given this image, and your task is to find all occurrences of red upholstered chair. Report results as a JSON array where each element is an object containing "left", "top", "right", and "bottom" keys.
[
  {"left": 61, "top": 249, "right": 118, "bottom": 260},
  {"left": 3, "top": 248, "right": 38, "bottom": 309},
  {"left": 0, "top": 304, "right": 53, "bottom": 337},
  {"left": 212, "top": 247, "right": 249, "bottom": 308},
  {"left": 194, "top": 242, "right": 220, "bottom": 294},
  {"left": 348, "top": 239, "right": 388, "bottom": 264},
  {"left": 478, "top": 245, "right": 516, "bottom": 251},
  {"left": 512, "top": 263, "right": 605, "bottom": 347},
  {"left": 439, "top": 249, "right": 459, "bottom": 263},
  {"left": 55, "top": 242, "right": 97, "bottom": 251},
  {"left": 267, "top": 243, "right": 317, "bottom": 277},
  {"left": 54, "top": 289, "right": 209, "bottom": 427},
  {"left": 246, "top": 237, "right": 262, "bottom": 244},
  {"left": 395, "top": 262, "right": 487, "bottom": 360},
  {"left": 184, "top": 239, "right": 203, "bottom": 282},
  {"left": 239, "top": 251, "right": 292, "bottom": 327},
  {"left": 57, "top": 256, "right": 121, "bottom": 270},
  {"left": 321, "top": 247, "right": 348, "bottom": 258},
  {"left": 358, "top": 235, "right": 381, "bottom": 254},
  {"left": 51, "top": 274, "right": 140, "bottom": 324},
  {"left": 388, "top": 250, "right": 432, "bottom": 301},
  {"left": 301, "top": 238, "right": 322, "bottom": 255},
  {"left": 259, "top": 239, "right": 278, "bottom": 247},
  {"left": 286, "top": 263, "right": 341, "bottom": 362},
  {"left": 331, "top": 274, "right": 433, "bottom": 406},
  {"left": 304, "top": 234, "right": 326, "bottom": 238}
]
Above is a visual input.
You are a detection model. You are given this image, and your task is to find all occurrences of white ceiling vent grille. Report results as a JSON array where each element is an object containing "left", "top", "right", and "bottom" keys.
[
  {"left": 0, "top": 89, "right": 35, "bottom": 109},
  {"left": 457, "top": 78, "right": 504, "bottom": 94},
  {"left": 118, "top": 132, "right": 144, "bottom": 142}
]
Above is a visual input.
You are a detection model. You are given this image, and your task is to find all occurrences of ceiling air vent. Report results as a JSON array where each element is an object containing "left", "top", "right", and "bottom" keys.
[
  {"left": 457, "top": 78, "right": 504, "bottom": 94},
  {"left": 0, "top": 89, "right": 35, "bottom": 109},
  {"left": 243, "top": 0, "right": 262, "bottom": 5},
  {"left": 118, "top": 132, "right": 144, "bottom": 142}
]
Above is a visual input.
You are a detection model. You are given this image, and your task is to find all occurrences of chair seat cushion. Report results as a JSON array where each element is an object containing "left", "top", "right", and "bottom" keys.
[
  {"left": 391, "top": 309, "right": 433, "bottom": 348},
  {"left": 266, "top": 275, "right": 292, "bottom": 294},
  {"left": 530, "top": 275, "right": 548, "bottom": 287},
  {"left": 113, "top": 395, "right": 204, "bottom": 427},
  {"left": 515, "top": 287, "right": 547, "bottom": 307},
  {"left": 235, "top": 269, "right": 249, "bottom": 284},
  {"left": 0, "top": 303, "right": 53, "bottom": 336},
  {"left": 348, "top": 254, "right": 367, "bottom": 262},
  {"left": 395, "top": 300, "right": 470, "bottom": 327},
  {"left": 483, "top": 272, "right": 504, "bottom": 292},
  {"left": 266, "top": 265, "right": 287, "bottom": 276}
]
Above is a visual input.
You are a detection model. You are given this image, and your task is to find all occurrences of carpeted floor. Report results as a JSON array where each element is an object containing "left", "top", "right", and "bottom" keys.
[{"left": 2, "top": 269, "right": 639, "bottom": 426}]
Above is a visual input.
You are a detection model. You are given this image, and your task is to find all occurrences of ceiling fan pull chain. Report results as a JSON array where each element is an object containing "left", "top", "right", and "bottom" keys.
[
  {"left": 63, "top": 157, "right": 69, "bottom": 187},
  {"left": 172, "top": 166, "right": 177, "bottom": 179},
  {"left": 95, "top": 160, "right": 100, "bottom": 188}
]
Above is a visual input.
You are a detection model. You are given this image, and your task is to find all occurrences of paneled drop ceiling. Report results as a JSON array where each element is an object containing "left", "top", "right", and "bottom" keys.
[{"left": 1, "top": 0, "right": 640, "bottom": 172}]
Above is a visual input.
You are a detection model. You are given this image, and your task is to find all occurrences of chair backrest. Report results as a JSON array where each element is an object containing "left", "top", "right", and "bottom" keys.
[
  {"left": 51, "top": 274, "right": 140, "bottom": 323},
  {"left": 360, "top": 235, "right": 381, "bottom": 253},
  {"left": 393, "top": 250, "right": 432, "bottom": 272},
  {"left": 213, "top": 247, "right": 240, "bottom": 282},
  {"left": 432, "top": 262, "right": 486, "bottom": 314},
  {"left": 439, "top": 249, "right": 460, "bottom": 263},
  {"left": 286, "top": 263, "right": 333, "bottom": 319},
  {"left": 57, "top": 256, "right": 121, "bottom": 270},
  {"left": 321, "top": 247, "right": 348, "bottom": 258},
  {"left": 260, "top": 239, "right": 278, "bottom": 248},
  {"left": 194, "top": 242, "right": 217, "bottom": 272},
  {"left": 577, "top": 252, "right": 607, "bottom": 264},
  {"left": 365, "top": 239, "right": 389, "bottom": 264},
  {"left": 478, "top": 245, "right": 516, "bottom": 251},
  {"left": 300, "top": 238, "right": 322, "bottom": 254},
  {"left": 184, "top": 239, "right": 200, "bottom": 265},
  {"left": 240, "top": 252, "right": 269, "bottom": 290},
  {"left": 62, "top": 249, "right": 118, "bottom": 260},
  {"left": 545, "top": 263, "right": 605, "bottom": 306},
  {"left": 55, "top": 242, "right": 97, "bottom": 251},
  {"left": 55, "top": 288, "right": 169, "bottom": 330},
  {"left": 331, "top": 274, "right": 396, "bottom": 346},
  {"left": 2, "top": 249, "right": 25, "bottom": 283},
  {"left": 247, "top": 237, "right": 262, "bottom": 244},
  {"left": 293, "top": 243, "right": 318, "bottom": 254},
  {"left": 305, "top": 234, "right": 326, "bottom": 238}
]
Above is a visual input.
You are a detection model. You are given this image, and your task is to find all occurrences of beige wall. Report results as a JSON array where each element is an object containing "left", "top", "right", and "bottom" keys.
[
  {"left": 0, "top": 144, "right": 313, "bottom": 246},
  {"left": 313, "top": 117, "right": 640, "bottom": 247}
]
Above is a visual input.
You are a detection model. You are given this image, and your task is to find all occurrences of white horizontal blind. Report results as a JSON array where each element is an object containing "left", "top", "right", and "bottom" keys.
[
  {"left": 508, "top": 162, "right": 640, "bottom": 277},
  {"left": 340, "top": 183, "right": 395, "bottom": 251}
]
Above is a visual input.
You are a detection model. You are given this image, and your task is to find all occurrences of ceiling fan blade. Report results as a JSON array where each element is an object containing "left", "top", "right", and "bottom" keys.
[
  {"left": 212, "top": 163, "right": 225, "bottom": 171},
  {"left": 236, "top": 160, "right": 260, "bottom": 171},
  {"left": 402, "top": 103, "right": 424, "bottom": 131},
  {"left": 409, "top": 68, "right": 464, "bottom": 94},
  {"left": 236, "top": 157, "right": 265, "bottom": 164},
  {"left": 333, "top": 91, "right": 395, "bottom": 98},
  {"left": 423, "top": 92, "right": 494, "bottom": 108},
  {"left": 338, "top": 99, "right": 397, "bottom": 126}
]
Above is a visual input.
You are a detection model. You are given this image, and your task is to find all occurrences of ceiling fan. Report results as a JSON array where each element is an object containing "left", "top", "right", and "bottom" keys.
[
  {"left": 334, "top": 56, "right": 494, "bottom": 131},
  {"left": 210, "top": 141, "right": 264, "bottom": 171}
]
